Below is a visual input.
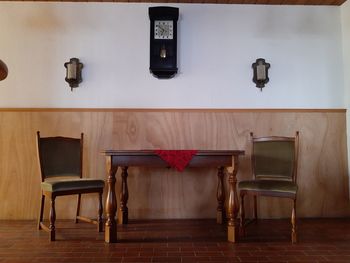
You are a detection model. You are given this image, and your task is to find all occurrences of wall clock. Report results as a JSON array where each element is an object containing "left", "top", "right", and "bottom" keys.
[{"left": 149, "top": 6, "right": 179, "bottom": 79}]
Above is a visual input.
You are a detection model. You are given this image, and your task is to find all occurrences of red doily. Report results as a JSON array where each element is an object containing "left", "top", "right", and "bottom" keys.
[{"left": 154, "top": 150, "right": 198, "bottom": 172}]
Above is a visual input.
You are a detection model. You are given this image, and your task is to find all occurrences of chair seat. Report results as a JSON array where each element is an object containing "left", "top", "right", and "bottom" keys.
[
  {"left": 238, "top": 179, "right": 297, "bottom": 195},
  {"left": 41, "top": 177, "right": 104, "bottom": 193}
]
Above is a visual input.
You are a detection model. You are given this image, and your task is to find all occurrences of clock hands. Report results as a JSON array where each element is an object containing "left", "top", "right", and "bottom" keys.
[
  {"left": 158, "top": 26, "right": 168, "bottom": 35},
  {"left": 157, "top": 24, "right": 170, "bottom": 37},
  {"left": 158, "top": 26, "right": 165, "bottom": 34}
]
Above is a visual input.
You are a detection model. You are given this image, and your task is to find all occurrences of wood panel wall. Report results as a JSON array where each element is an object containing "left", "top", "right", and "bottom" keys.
[{"left": 0, "top": 109, "right": 348, "bottom": 220}]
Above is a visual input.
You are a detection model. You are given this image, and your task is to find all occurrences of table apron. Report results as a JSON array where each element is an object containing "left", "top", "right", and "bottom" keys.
[{"left": 111, "top": 155, "right": 234, "bottom": 168}]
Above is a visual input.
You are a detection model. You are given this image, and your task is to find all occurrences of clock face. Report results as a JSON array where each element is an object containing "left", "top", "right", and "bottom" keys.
[{"left": 154, "top": 20, "right": 173, "bottom": 40}]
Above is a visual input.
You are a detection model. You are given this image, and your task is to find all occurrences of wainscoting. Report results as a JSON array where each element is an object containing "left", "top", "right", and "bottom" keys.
[{"left": 0, "top": 109, "right": 348, "bottom": 220}]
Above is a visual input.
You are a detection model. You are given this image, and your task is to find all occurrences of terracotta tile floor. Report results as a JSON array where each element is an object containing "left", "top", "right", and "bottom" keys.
[{"left": 1, "top": 218, "right": 350, "bottom": 262}]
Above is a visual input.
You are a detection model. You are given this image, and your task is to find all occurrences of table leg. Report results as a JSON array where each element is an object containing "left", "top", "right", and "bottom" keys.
[
  {"left": 216, "top": 166, "right": 225, "bottom": 224},
  {"left": 118, "top": 166, "right": 129, "bottom": 224},
  {"left": 227, "top": 155, "right": 239, "bottom": 243},
  {"left": 105, "top": 156, "right": 118, "bottom": 243}
]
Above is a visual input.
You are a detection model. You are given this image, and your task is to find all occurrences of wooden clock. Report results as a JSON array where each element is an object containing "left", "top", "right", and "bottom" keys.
[{"left": 149, "top": 6, "right": 179, "bottom": 79}]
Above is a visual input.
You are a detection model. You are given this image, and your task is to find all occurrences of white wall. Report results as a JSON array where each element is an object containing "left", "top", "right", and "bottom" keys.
[
  {"left": 0, "top": 3, "right": 344, "bottom": 108},
  {"left": 342, "top": 2, "right": 350, "bottom": 111}
]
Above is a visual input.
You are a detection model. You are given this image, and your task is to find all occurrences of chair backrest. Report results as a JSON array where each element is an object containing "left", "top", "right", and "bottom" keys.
[
  {"left": 251, "top": 131, "right": 299, "bottom": 182},
  {"left": 36, "top": 131, "right": 83, "bottom": 181}
]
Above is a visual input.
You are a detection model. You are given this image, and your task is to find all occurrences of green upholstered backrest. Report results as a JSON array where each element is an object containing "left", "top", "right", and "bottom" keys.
[
  {"left": 253, "top": 139, "right": 296, "bottom": 181},
  {"left": 37, "top": 133, "right": 82, "bottom": 179}
]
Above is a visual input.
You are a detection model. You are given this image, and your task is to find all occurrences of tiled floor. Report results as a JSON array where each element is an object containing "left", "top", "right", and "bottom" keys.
[{"left": 0, "top": 218, "right": 350, "bottom": 262}]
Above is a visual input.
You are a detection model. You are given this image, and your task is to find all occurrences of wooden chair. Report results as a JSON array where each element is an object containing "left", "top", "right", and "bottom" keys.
[
  {"left": 238, "top": 132, "right": 299, "bottom": 243},
  {"left": 36, "top": 131, "right": 104, "bottom": 241}
]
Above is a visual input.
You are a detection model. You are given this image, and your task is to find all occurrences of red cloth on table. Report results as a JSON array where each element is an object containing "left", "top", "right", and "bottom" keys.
[{"left": 154, "top": 150, "right": 198, "bottom": 172}]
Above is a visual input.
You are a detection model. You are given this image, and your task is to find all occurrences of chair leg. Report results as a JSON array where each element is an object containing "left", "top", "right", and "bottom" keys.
[
  {"left": 239, "top": 193, "right": 245, "bottom": 236},
  {"left": 98, "top": 192, "right": 103, "bottom": 232},
  {"left": 75, "top": 194, "right": 81, "bottom": 223},
  {"left": 253, "top": 195, "right": 258, "bottom": 222},
  {"left": 38, "top": 194, "right": 45, "bottom": 230},
  {"left": 49, "top": 197, "right": 56, "bottom": 241},
  {"left": 291, "top": 199, "right": 297, "bottom": 243}
]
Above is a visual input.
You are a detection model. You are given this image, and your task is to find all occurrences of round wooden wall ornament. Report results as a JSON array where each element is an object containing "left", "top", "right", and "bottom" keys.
[{"left": 0, "top": 60, "right": 8, "bottom": 81}]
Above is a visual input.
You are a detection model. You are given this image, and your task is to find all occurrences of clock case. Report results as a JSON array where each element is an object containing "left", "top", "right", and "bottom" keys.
[{"left": 149, "top": 6, "right": 179, "bottom": 79}]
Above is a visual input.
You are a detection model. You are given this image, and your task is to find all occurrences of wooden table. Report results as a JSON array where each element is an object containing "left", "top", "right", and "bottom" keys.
[{"left": 102, "top": 150, "right": 244, "bottom": 243}]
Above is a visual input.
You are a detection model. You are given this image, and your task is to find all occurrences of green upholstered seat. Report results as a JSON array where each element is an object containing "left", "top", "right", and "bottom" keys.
[
  {"left": 37, "top": 132, "right": 104, "bottom": 241},
  {"left": 238, "top": 132, "right": 299, "bottom": 243},
  {"left": 238, "top": 179, "right": 297, "bottom": 195},
  {"left": 41, "top": 178, "right": 105, "bottom": 193}
]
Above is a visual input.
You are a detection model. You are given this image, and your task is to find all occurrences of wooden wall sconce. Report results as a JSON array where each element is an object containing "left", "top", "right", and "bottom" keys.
[
  {"left": 0, "top": 60, "right": 8, "bottom": 81},
  {"left": 64, "top": 58, "right": 83, "bottom": 91},
  {"left": 252, "top": 58, "right": 270, "bottom": 91}
]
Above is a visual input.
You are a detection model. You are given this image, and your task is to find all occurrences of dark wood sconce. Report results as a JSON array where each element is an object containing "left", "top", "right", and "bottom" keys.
[
  {"left": 0, "top": 60, "right": 8, "bottom": 81},
  {"left": 64, "top": 58, "right": 83, "bottom": 91},
  {"left": 252, "top": 58, "right": 270, "bottom": 91}
]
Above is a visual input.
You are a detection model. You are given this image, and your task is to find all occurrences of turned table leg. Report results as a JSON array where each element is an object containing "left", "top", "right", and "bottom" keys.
[
  {"left": 105, "top": 156, "right": 118, "bottom": 243},
  {"left": 227, "top": 155, "right": 239, "bottom": 243},
  {"left": 216, "top": 166, "right": 225, "bottom": 224},
  {"left": 118, "top": 166, "right": 129, "bottom": 225}
]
